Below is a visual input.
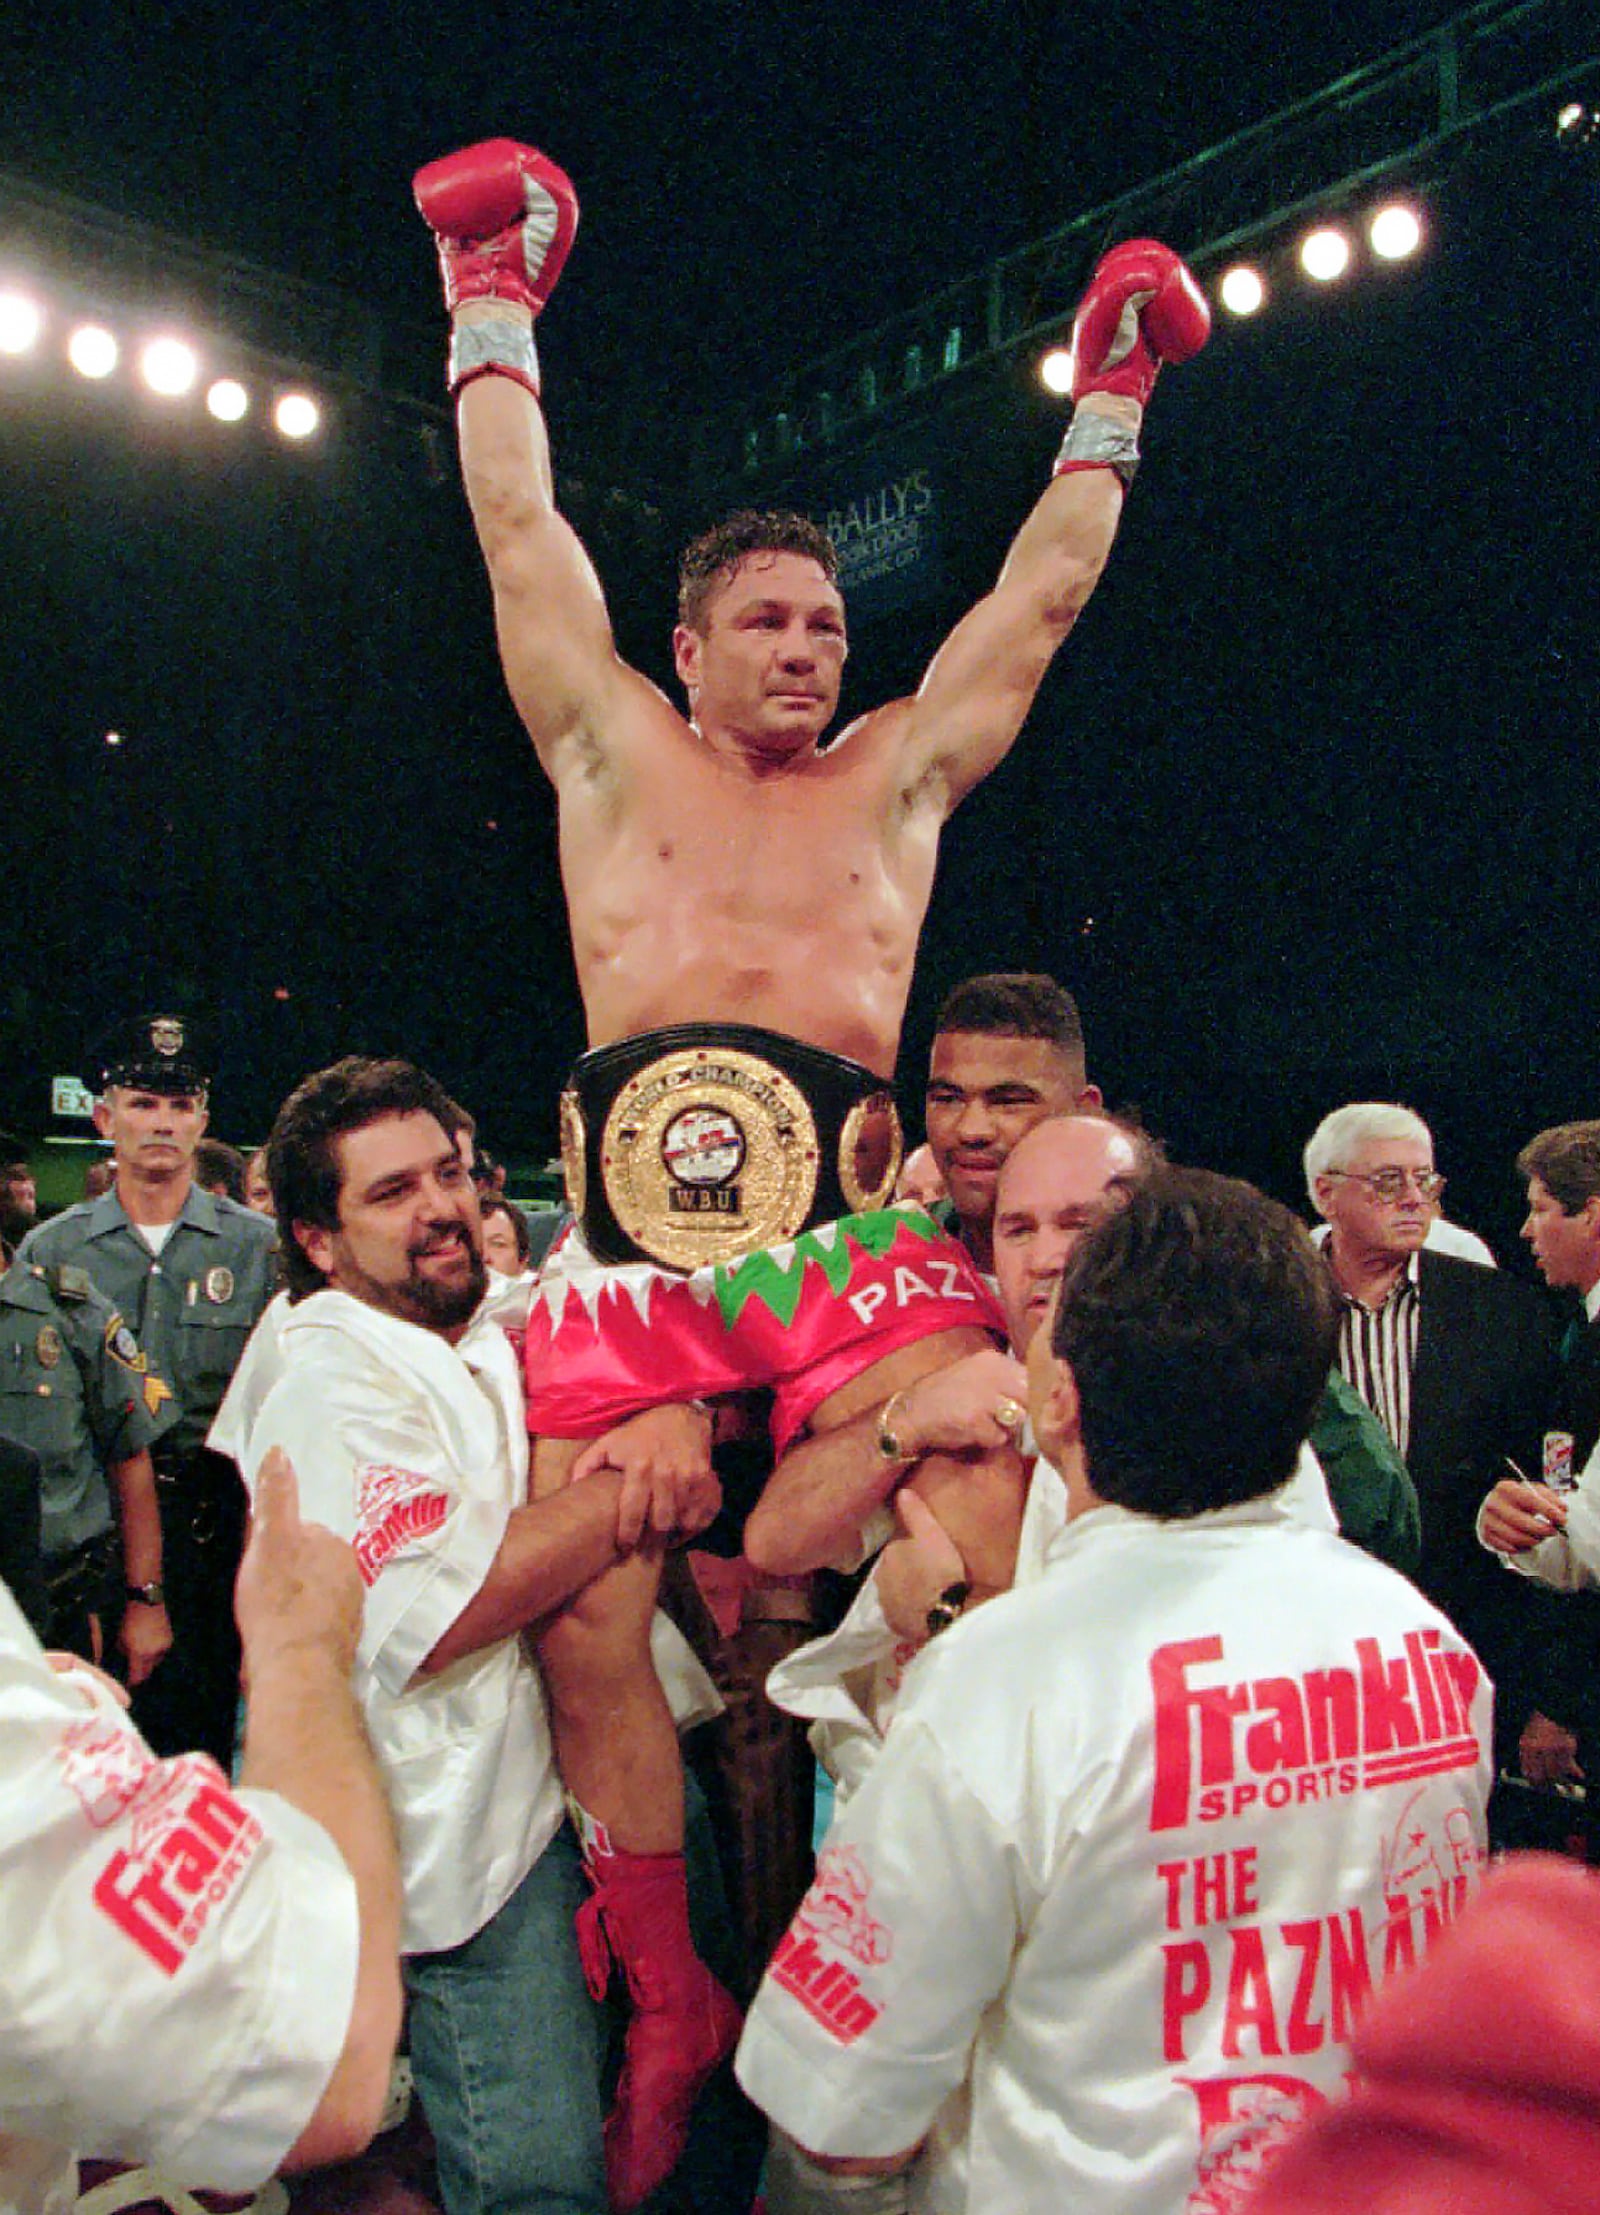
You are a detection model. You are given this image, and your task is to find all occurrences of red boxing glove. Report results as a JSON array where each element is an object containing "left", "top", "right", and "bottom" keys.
[
  {"left": 1069, "top": 238, "right": 1210, "bottom": 407},
  {"left": 413, "top": 138, "right": 579, "bottom": 319}
]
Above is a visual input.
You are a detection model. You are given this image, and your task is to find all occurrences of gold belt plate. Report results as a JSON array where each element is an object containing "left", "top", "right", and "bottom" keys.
[{"left": 599, "top": 1045, "right": 822, "bottom": 1270}]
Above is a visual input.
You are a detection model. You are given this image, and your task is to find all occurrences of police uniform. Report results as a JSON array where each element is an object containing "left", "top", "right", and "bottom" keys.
[
  {"left": 16, "top": 1017, "right": 275, "bottom": 1766},
  {"left": 0, "top": 1256, "right": 178, "bottom": 1658}
]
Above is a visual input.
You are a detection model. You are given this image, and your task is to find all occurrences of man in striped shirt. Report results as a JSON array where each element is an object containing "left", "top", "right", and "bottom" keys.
[{"left": 1306, "top": 1101, "right": 1558, "bottom": 1786}]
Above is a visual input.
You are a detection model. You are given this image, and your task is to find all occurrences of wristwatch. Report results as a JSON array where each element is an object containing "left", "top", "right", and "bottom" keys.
[
  {"left": 925, "top": 1580, "right": 972, "bottom": 1639},
  {"left": 125, "top": 1580, "right": 166, "bottom": 1607}
]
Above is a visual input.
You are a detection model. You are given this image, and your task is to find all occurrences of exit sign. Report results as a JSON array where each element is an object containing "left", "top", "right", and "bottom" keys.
[{"left": 51, "top": 1076, "right": 96, "bottom": 1121}]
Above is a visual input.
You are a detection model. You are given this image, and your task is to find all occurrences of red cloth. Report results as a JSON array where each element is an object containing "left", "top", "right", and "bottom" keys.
[
  {"left": 1247, "top": 1853, "right": 1600, "bottom": 2215},
  {"left": 524, "top": 1211, "right": 1003, "bottom": 1452}
]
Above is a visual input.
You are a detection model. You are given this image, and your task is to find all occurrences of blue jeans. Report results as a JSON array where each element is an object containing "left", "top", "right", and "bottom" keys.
[{"left": 404, "top": 1822, "right": 608, "bottom": 2215}]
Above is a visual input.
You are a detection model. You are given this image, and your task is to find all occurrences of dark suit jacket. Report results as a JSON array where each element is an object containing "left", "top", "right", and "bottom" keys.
[{"left": 1404, "top": 1250, "right": 1560, "bottom": 1753}]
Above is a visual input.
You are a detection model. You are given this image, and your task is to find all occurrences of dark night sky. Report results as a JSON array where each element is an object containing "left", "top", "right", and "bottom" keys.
[{"left": 3, "top": 2, "right": 1598, "bottom": 1251}]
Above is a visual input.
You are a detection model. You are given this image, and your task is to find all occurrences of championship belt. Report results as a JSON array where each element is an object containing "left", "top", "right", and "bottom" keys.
[{"left": 560, "top": 1022, "right": 903, "bottom": 1271}]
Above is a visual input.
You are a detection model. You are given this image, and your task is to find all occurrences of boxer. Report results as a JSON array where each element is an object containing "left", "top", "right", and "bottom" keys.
[{"left": 415, "top": 136, "right": 1208, "bottom": 2209}]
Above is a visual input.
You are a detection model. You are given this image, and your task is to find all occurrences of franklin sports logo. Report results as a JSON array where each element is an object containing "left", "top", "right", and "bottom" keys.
[
  {"left": 92, "top": 1757, "right": 263, "bottom": 1976},
  {"left": 1149, "top": 1629, "right": 1481, "bottom": 1830},
  {"left": 770, "top": 1845, "right": 892, "bottom": 2044},
  {"left": 355, "top": 1462, "right": 451, "bottom": 1586}
]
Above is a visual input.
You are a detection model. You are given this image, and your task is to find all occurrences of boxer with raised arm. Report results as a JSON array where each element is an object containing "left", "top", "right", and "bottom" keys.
[{"left": 415, "top": 136, "right": 1208, "bottom": 2208}]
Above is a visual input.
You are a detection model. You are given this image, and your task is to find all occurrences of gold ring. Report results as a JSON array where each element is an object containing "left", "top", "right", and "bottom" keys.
[{"left": 994, "top": 1395, "right": 1026, "bottom": 1435}]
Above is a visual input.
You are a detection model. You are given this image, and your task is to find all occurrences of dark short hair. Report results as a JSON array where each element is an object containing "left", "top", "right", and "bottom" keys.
[
  {"left": 480, "top": 1194, "right": 533, "bottom": 1269},
  {"left": 935, "top": 973, "right": 1085, "bottom": 1060},
  {"left": 195, "top": 1137, "right": 247, "bottom": 1203},
  {"left": 677, "top": 510, "right": 839, "bottom": 631},
  {"left": 1050, "top": 1166, "right": 1336, "bottom": 1518},
  {"left": 1517, "top": 1122, "right": 1600, "bottom": 1216},
  {"left": 266, "top": 1057, "right": 469, "bottom": 1300},
  {"left": 0, "top": 1129, "right": 28, "bottom": 1178}
]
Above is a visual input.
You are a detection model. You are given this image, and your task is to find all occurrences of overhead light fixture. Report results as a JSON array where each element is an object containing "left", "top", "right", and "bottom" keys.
[
  {"left": 207, "top": 378, "right": 249, "bottom": 422},
  {"left": 1369, "top": 203, "right": 1423, "bottom": 261},
  {"left": 1299, "top": 226, "right": 1352, "bottom": 282},
  {"left": 140, "top": 335, "right": 200, "bottom": 397},
  {"left": 1038, "top": 347, "right": 1075, "bottom": 397},
  {"left": 68, "top": 324, "right": 120, "bottom": 379},
  {"left": 0, "top": 290, "right": 44, "bottom": 356},
  {"left": 1219, "top": 265, "right": 1266, "bottom": 316},
  {"left": 274, "top": 390, "right": 320, "bottom": 440}
]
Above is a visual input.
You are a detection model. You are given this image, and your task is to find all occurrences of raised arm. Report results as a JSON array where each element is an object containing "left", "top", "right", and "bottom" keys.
[
  {"left": 415, "top": 140, "right": 639, "bottom": 778},
  {"left": 899, "top": 241, "right": 1210, "bottom": 810}
]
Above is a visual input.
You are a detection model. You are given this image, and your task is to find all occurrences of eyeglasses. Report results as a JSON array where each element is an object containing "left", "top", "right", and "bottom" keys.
[{"left": 1325, "top": 1168, "right": 1446, "bottom": 1203}]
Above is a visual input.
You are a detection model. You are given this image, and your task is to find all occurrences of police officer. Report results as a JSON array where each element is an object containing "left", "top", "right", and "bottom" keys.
[
  {"left": 17, "top": 1014, "right": 275, "bottom": 1765},
  {"left": 0, "top": 1250, "right": 178, "bottom": 1672}
]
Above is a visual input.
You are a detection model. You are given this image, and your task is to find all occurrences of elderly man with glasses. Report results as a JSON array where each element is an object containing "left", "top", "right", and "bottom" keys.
[{"left": 1305, "top": 1102, "right": 1559, "bottom": 1793}]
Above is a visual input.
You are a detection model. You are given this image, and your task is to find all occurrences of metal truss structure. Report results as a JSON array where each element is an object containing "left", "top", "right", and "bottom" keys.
[{"left": 706, "top": 0, "right": 1598, "bottom": 488}]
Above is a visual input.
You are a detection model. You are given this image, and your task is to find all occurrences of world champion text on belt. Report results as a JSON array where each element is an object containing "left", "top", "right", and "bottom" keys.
[
  {"left": 602, "top": 1046, "right": 822, "bottom": 1271},
  {"left": 560, "top": 1025, "right": 902, "bottom": 1272}
]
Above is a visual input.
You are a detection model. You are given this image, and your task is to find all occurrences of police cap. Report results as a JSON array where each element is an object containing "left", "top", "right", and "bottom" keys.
[{"left": 88, "top": 1014, "right": 211, "bottom": 1098}]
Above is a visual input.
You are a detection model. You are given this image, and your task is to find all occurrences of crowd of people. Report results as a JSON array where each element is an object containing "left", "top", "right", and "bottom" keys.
[
  {"left": 8, "top": 979, "right": 1600, "bottom": 2215},
  {"left": 5, "top": 130, "right": 1598, "bottom": 2215}
]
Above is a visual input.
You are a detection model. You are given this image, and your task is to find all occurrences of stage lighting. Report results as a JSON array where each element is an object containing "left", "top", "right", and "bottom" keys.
[
  {"left": 1038, "top": 347, "right": 1075, "bottom": 396},
  {"left": 68, "top": 325, "right": 119, "bottom": 379},
  {"left": 1219, "top": 265, "right": 1266, "bottom": 316},
  {"left": 207, "top": 378, "right": 249, "bottom": 422},
  {"left": 141, "top": 336, "right": 200, "bottom": 397},
  {"left": 0, "top": 291, "right": 43, "bottom": 356},
  {"left": 1369, "top": 203, "right": 1423, "bottom": 260},
  {"left": 274, "top": 391, "right": 320, "bottom": 440},
  {"left": 1556, "top": 101, "right": 1598, "bottom": 153},
  {"left": 1299, "top": 226, "right": 1352, "bottom": 282}
]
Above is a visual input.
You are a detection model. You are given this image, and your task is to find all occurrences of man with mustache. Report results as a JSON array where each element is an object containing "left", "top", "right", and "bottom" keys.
[
  {"left": 18, "top": 1015, "right": 275, "bottom": 1766},
  {"left": 240, "top": 1055, "right": 727, "bottom": 2215}
]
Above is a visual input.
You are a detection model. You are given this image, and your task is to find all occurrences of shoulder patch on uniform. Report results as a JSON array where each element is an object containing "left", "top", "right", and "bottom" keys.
[
  {"left": 105, "top": 1315, "right": 148, "bottom": 1372},
  {"left": 50, "top": 1264, "right": 94, "bottom": 1302}
]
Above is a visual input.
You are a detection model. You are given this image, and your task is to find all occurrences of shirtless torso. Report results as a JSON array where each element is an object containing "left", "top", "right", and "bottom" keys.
[
  {"left": 557, "top": 692, "right": 938, "bottom": 1071},
  {"left": 454, "top": 334, "right": 1131, "bottom": 1072}
]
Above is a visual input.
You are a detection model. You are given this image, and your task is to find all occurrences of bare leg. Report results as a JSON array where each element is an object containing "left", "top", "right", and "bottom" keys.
[
  {"left": 533, "top": 1437, "right": 681, "bottom": 1852},
  {"left": 532, "top": 1436, "right": 739, "bottom": 2214}
]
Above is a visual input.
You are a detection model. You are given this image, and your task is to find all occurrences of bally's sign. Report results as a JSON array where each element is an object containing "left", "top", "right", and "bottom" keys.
[{"left": 819, "top": 461, "right": 941, "bottom": 619}]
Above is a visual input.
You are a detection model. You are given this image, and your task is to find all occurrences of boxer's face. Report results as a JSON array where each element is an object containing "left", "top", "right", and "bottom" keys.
[{"left": 674, "top": 551, "right": 847, "bottom": 754}]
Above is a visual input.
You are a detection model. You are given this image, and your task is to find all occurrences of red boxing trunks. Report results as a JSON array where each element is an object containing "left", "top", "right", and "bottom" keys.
[{"left": 524, "top": 1207, "right": 1004, "bottom": 1453}]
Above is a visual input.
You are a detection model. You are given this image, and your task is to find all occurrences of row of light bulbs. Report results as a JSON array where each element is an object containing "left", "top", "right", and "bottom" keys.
[
  {"left": 0, "top": 288, "right": 323, "bottom": 439},
  {"left": 1039, "top": 200, "right": 1425, "bottom": 393}
]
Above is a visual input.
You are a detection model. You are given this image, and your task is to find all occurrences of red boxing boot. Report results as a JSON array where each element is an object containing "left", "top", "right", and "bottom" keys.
[{"left": 575, "top": 1845, "right": 743, "bottom": 2212}]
